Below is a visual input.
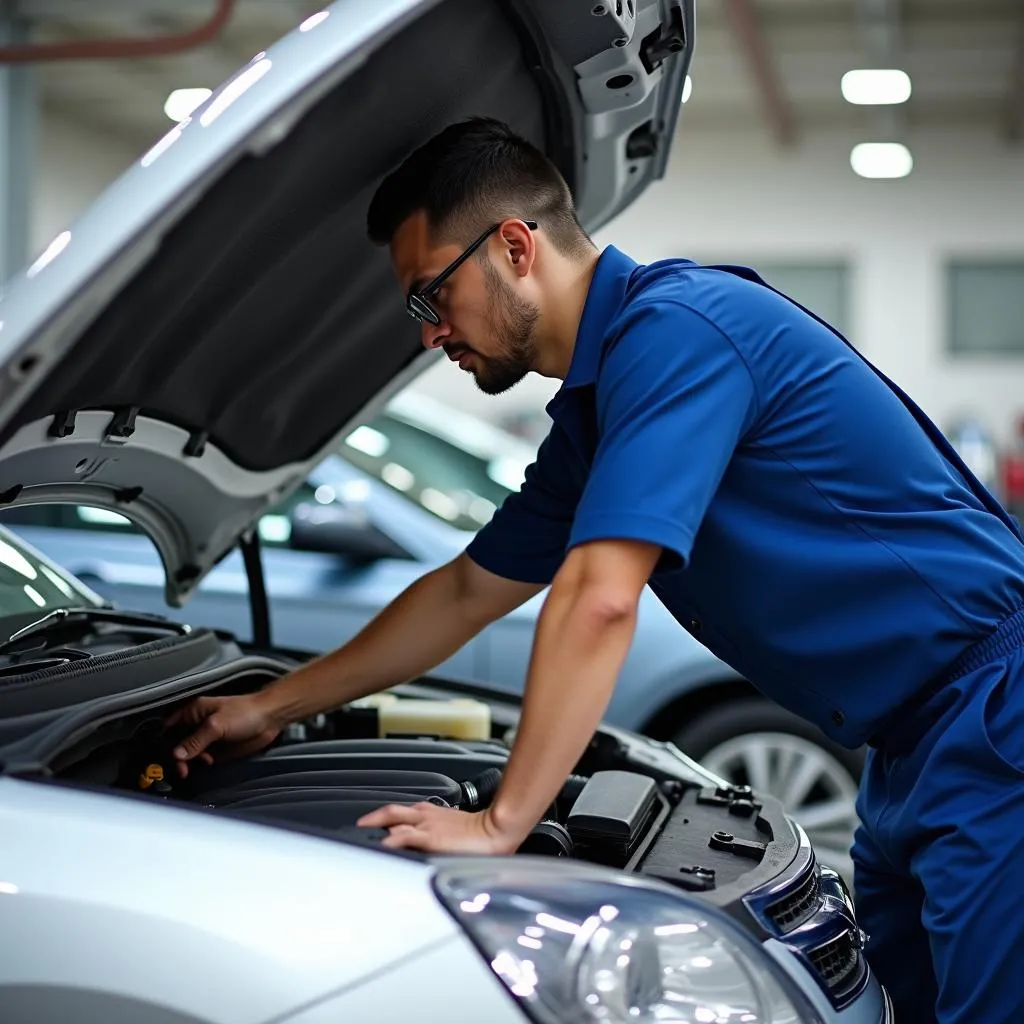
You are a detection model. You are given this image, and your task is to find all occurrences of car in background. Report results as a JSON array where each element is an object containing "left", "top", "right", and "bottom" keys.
[{"left": 1, "top": 385, "right": 863, "bottom": 879}]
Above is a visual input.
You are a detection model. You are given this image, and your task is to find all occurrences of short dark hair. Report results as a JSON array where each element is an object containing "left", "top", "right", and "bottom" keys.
[{"left": 366, "top": 117, "right": 592, "bottom": 259}]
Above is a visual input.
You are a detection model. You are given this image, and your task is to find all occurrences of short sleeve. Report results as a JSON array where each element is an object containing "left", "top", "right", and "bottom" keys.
[
  {"left": 569, "top": 299, "right": 759, "bottom": 569},
  {"left": 466, "top": 423, "right": 583, "bottom": 585}
]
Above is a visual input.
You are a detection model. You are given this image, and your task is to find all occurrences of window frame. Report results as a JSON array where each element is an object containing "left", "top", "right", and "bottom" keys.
[{"left": 945, "top": 257, "right": 1024, "bottom": 359}]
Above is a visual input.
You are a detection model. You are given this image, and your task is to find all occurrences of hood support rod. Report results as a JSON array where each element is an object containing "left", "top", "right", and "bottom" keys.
[{"left": 239, "top": 527, "right": 270, "bottom": 649}]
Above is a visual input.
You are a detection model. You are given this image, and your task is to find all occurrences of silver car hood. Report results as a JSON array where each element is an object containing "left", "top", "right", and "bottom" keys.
[
  {"left": 0, "top": 775, "right": 471, "bottom": 1023},
  {"left": 0, "top": 0, "right": 692, "bottom": 606}
]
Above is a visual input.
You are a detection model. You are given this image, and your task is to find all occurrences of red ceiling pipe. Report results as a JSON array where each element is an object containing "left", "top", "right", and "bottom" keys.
[
  {"left": 722, "top": 0, "right": 798, "bottom": 147},
  {"left": 0, "top": 0, "right": 234, "bottom": 62}
]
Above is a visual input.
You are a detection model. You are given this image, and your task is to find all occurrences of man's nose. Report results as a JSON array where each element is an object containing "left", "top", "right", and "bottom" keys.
[{"left": 422, "top": 317, "right": 452, "bottom": 350}]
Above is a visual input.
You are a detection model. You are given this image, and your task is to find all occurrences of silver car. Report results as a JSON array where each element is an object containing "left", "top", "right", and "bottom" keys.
[{"left": 0, "top": 2, "right": 889, "bottom": 1021}]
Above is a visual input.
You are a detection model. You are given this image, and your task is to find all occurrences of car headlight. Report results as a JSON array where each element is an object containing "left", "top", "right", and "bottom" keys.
[{"left": 435, "top": 864, "right": 821, "bottom": 1024}]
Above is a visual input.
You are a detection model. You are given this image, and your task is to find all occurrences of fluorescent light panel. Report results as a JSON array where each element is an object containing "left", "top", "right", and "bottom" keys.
[
  {"left": 850, "top": 142, "right": 914, "bottom": 179},
  {"left": 841, "top": 69, "right": 911, "bottom": 106}
]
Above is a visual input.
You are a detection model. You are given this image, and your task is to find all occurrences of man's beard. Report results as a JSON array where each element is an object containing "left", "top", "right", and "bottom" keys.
[{"left": 471, "top": 261, "right": 540, "bottom": 396}]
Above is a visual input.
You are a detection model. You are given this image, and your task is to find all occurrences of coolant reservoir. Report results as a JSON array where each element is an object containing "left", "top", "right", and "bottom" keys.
[{"left": 352, "top": 694, "right": 492, "bottom": 742}]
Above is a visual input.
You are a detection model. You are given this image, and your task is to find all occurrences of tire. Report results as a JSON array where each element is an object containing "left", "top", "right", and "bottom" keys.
[{"left": 672, "top": 696, "right": 865, "bottom": 882}]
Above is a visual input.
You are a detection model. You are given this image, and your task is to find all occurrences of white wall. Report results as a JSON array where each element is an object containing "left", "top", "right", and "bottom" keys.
[
  {"left": 30, "top": 116, "right": 1024, "bottom": 444},
  {"left": 594, "top": 125, "right": 1024, "bottom": 447},
  {"left": 32, "top": 113, "right": 143, "bottom": 260}
]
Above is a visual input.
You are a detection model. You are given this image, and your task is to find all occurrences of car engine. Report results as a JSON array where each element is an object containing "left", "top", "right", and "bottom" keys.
[{"left": 0, "top": 622, "right": 867, "bottom": 1013}]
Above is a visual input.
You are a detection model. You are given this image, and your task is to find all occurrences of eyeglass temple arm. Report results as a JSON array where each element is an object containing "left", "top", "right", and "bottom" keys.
[{"left": 421, "top": 220, "right": 537, "bottom": 295}]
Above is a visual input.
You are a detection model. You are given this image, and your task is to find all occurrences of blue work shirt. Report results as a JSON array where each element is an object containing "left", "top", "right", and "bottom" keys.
[{"left": 466, "top": 245, "right": 1024, "bottom": 748}]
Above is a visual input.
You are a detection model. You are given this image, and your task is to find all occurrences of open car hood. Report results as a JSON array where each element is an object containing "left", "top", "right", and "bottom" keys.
[{"left": 0, "top": 0, "right": 693, "bottom": 606}]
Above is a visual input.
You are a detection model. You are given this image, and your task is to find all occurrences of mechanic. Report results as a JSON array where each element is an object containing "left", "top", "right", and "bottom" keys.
[{"left": 169, "top": 118, "right": 1024, "bottom": 1024}]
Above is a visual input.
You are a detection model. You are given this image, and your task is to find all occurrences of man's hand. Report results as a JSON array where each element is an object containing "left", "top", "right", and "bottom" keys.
[
  {"left": 166, "top": 694, "right": 281, "bottom": 777},
  {"left": 356, "top": 803, "right": 524, "bottom": 854}
]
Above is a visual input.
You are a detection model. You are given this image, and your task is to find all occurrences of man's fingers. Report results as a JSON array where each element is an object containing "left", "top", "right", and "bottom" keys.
[
  {"left": 174, "top": 735, "right": 215, "bottom": 776},
  {"left": 357, "top": 804, "right": 424, "bottom": 829},
  {"left": 381, "top": 824, "right": 429, "bottom": 850},
  {"left": 166, "top": 697, "right": 216, "bottom": 729},
  {"left": 172, "top": 716, "right": 225, "bottom": 761}
]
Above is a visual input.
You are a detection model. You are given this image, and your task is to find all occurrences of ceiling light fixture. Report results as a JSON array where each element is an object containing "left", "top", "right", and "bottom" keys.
[
  {"left": 164, "top": 87, "right": 213, "bottom": 122},
  {"left": 841, "top": 69, "right": 912, "bottom": 106},
  {"left": 850, "top": 142, "right": 914, "bottom": 179}
]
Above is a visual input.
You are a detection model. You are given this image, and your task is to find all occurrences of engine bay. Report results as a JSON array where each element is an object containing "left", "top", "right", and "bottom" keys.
[
  {"left": 116, "top": 725, "right": 785, "bottom": 896},
  {"left": 0, "top": 625, "right": 867, "bottom": 1009},
  {"left": 37, "top": 658, "right": 803, "bottom": 926}
]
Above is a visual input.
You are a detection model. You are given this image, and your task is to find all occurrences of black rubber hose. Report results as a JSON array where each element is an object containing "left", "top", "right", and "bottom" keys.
[
  {"left": 561, "top": 774, "right": 589, "bottom": 805},
  {"left": 518, "top": 820, "right": 574, "bottom": 857},
  {"left": 460, "top": 767, "right": 503, "bottom": 810},
  {"left": 461, "top": 769, "right": 590, "bottom": 812}
]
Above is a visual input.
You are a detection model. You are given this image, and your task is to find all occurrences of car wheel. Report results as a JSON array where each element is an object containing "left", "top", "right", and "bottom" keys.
[{"left": 672, "top": 697, "right": 864, "bottom": 882}]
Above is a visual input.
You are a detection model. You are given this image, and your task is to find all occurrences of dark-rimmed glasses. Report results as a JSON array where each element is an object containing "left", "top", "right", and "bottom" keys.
[{"left": 405, "top": 220, "right": 538, "bottom": 326}]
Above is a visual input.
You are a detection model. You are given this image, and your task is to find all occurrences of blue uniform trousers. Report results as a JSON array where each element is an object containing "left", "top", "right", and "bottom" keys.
[{"left": 853, "top": 607, "right": 1024, "bottom": 1023}]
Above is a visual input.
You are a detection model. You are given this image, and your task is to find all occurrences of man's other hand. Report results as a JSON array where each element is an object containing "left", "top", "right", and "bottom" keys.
[
  {"left": 357, "top": 802, "right": 523, "bottom": 854},
  {"left": 166, "top": 694, "right": 281, "bottom": 777}
]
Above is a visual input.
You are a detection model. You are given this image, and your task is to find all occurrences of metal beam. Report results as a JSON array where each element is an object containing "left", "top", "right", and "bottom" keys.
[
  {"left": 722, "top": 0, "right": 797, "bottom": 147},
  {"left": 1006, "top": 7, "right": 1024, "bottom": 142},
  {"left": 857, "top": 0, "right": 902, "bottom": 59},
  {"left": 0, "top": 2, "right": 36, "bottom": 284}
]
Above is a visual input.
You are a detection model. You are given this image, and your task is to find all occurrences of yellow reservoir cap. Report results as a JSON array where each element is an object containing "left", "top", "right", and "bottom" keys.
[{"left": 351, "top": 693, "right": 399, "bottom": 709}]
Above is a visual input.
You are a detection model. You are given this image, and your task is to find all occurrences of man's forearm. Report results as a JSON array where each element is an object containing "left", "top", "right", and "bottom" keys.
[
  {"left": 488, "top": 579, "right": 638, "bottom": 840},
  {"left": 256, "top": 557, "right": 487, "bottom": 725}
]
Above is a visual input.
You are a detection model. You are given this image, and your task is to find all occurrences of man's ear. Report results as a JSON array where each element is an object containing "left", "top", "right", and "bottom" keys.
[{"left": 499, "top": 218, "right": 537, "bottom": 279}]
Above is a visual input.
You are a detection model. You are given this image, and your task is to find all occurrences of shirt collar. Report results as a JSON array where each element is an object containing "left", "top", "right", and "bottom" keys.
[{"left": 560, "top": 244, "right": 639, "bottom": 391}]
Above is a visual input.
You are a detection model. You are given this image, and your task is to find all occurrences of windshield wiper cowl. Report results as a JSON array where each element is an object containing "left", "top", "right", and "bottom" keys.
[{"left": 0, "top": 607, "right": 191, "bottom": 657}]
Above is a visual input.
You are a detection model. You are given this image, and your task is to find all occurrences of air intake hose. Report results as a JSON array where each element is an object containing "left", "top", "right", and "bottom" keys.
[
  {"left": 518, "top": 820, "right": 574, "bottom": 857},
  {"left": 460, "top": 769, "right": 590, "bottom": 812},
  {"left": 560, "top": 774, "right": 589, "bottom": 805},
  {"left": 459, "top": 767, "right": 503, "bottom": 810}
]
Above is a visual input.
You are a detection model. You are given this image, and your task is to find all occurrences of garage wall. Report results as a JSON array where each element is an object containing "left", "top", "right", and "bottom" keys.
[
  {"left": 598, "top": 125, "right": 1024, "bottom": 447},
  {"left": 32, "top": 113, "right": 143, "bottom": 259},
  {"left": 30, "top": 117, "right": 1024, "bottom": 444}
]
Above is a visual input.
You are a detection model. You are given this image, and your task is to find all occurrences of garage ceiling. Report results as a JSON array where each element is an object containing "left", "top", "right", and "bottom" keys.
[
  {"left": 11, "top": 0, "right": 325, "bottom": 150},
  {"left": 6, "top": 0, "right": 1024, "bottom": 152},
  {"left": 691, "top": 0, "right": 1024, "bottom": 144}
]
